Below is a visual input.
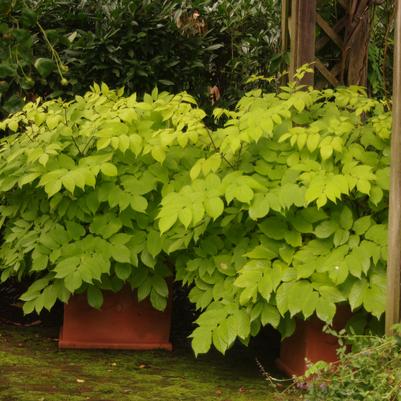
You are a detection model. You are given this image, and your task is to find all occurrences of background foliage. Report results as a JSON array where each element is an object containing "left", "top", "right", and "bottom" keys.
[
  {"left": 0, "top": 0, "right": 281, "bottom": 119},
  {"left": 369, "top": 0, "right": 395, "bottom": 98},
  {"left": 0, "top": 0, "right": 398, "bottom": 119}
]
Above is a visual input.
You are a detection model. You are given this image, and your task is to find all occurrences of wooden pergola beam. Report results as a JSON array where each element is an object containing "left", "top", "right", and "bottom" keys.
[{"left": 386, "top": 0, "right": 401, "bottom": 336}]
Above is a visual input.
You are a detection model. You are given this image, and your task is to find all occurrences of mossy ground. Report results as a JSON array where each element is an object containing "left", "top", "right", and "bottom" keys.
[{"left": 0, "top": 323, "right": 302, "bottom": 401}]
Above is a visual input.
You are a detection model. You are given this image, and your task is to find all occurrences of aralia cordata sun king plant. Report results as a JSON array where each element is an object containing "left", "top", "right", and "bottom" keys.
[{"left": 0, "top": 78, "right": 390, "bottom": 356}]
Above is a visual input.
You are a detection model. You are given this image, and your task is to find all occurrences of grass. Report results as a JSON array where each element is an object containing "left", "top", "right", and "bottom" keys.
[{"left": 0, "top": 323, "right": 302, "bottom": 401}]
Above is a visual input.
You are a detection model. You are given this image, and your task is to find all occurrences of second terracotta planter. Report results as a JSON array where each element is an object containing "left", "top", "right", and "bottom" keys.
[
  {"left": 59, "top": 287, "right": 172, "bottom": 351},
  {"left": 276, "top": 308, "right": 351, "bottom": 377}
]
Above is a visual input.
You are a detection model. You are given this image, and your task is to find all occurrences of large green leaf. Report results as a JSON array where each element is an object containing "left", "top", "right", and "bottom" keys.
[
  {"left": 191, "top": 327, "right": 212, "bottom": 356},
  {"left": 0, "top": 63, "right": 16, "bottom": 78},
  {"left": 34, "top": 58, "right": 56, "bottom": 77},
  {"left": 87, "top": 287, "right": 103, "bottom": 309}
]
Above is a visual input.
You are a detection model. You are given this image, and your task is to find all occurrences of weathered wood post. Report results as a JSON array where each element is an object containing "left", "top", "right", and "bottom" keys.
[
  {"left": 386, "top": 0, "right": 401, "bottom": 336},
  {"left": 288, "top": 0, "right": 317, "bottom": 86}
]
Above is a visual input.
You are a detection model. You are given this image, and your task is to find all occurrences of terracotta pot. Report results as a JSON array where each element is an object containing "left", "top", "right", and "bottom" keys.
[
  {"left": 59, "top": 287, "right": 172, "bottom": 351},
  {"left": 276, "top": 307, "right": 351, "bottom": 377}
]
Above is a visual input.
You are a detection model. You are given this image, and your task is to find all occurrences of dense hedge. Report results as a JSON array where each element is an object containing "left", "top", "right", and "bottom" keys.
[{"left": 0, "top": 0, "right": 281, "bottom": 118}]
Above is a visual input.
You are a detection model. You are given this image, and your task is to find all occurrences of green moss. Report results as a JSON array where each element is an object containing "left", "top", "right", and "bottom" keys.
[{"left": 0, "top": 324, "right": 299, "bottom": 401}]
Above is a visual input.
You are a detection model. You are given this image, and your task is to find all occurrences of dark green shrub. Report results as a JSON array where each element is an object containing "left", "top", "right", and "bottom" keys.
[
  {"left": 0, "top": 0, "right": 282, "bottom": 118},
  {"left": 0, "top": 0, "right": 69, "bottom": 116}
]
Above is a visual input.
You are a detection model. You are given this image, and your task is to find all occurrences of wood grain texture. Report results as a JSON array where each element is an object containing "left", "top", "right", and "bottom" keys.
[
  {"left": 386, "top": 0, "right": 401, "bottom": 336},
  {"left": 290, "top": 0, "right": 316, "bottom": 85}
]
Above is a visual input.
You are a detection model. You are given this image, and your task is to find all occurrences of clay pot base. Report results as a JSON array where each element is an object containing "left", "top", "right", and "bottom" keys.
[
  {"left": 276, "top": 308, "right": 351, "bottom": 377},
  {"left": 59, "top": 288, "right": 172, "bottom": 351},
  {"left": 275, "top": 318, "right": 339, "bottom": 377}
]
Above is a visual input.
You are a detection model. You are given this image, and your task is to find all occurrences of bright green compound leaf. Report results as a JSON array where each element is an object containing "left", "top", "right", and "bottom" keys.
[
  {"left": 287, "top": 281, "right": 311, "bottom": 316},
  {"left": 87, "top": 287, "right": 103, "bottom": 309},
  {"left": 54, "top": 257, "right": 80, "bottom": 278},
  {"left": 159, "top": 213, "right": 178, "bottom": 234},
  {"left": 365, "top": 224, "right": 387, "bottom": 245},
  {"left": 235, "top": 270, "right": 263, "bottom": 288},
  {"left": 315, "top": 220, "right": 339, "bottom": 238},
  {"left": 100, "top": 163, "right": 118, "bottom": 176},
  {"left": 349, "top": 279, "right": 368, "bottom": 310},
  {"left": 205, "top": 197, "right": 224, "bottom": 220},
  {"left": 276, "top": 282, "right": 291, "bottom": 315},
  {"left": 278, "top": 318, "right": 296, "bottom": 340},
  {"left": 130, "top": 134, "right": 143, "bottom": 156},
  {"left": 45, "top": 180, "right": 62, "bottom": 197},
  {"left": 42, "top": 285, "right": 58, "bottom": 311},
  {"left": 66, "top": 221, "right": 85, "bottom": 240},
  {"left": 32, "top": 253, "right": 49, "bottom": 272},
  {"left": 307, "top": 133, "right": 320, "bottom": 152},
  {"left": 150, "top": 289, "right": 167, "bottom": 311},
  {"left": 353, "top": 216, "right": 372, "bottom": 235},
  {"left": 213, "top": 324, "right": 229, "bottom": 354},
  {"left": 333, "top": 229, "right": 350, "bottom": 247},
  {"left": 178, "top": 208, "right": 192, "bottom": 228},
  {"left": 152, "top": 275, "right": 169, "bottom": 298},
  {"left": 151, "top": 146, "right": 166, "bottom": 163},
  {"left": 111, "top": 244, "right": 131, "bottom": 264},
  {"left": 320, "top": 145, "right": 333, "bottom": 160},
  {"left": 233, "top": 309, "right": 251, "bottom": 340},
  {"left": 316, "top": 297, "right": 336, "bottom": 323},
  {"left": 115, "top": 263, "right": 132, "bottom": 280},
  {"left": 259, "top": 217, "right": 287, "bottom": 240},
  {"left": 191, "top": 327, "right": 212, "bottom": 356},
  {"left": 363, "top": 286, "right": 385, "bottom": 319},
  {"left": 261, "top": 304, "right": 280, "bottom": 328},
  {"left": 249, "top": 193, "right": 270, "bottom": 220},
  {"left": 339, "top": 207, "right": 353, "bottom": 230},
  {"left": 284, "top": 231, "right": 302, "bottom": 247},
  {"left": 64, "top": 271, "right": 83, "bottom": 293},
  {"left": 329, "top": 263, "right": 349, "bottom": 285},
  {"left": 301, "top": 289, "right": 319, "bottom": 319},
  {"left": 147, "top": 230, "right": 163, "bottom": 258},
  {"left": 258, "top": 274, "right": 273, "bottom": 300},
  {"left": 289, "top": 214, "right": 313, "bottom": 233},
  {"left": 245, "top": 245, "right": 276, "bottom": 260}
]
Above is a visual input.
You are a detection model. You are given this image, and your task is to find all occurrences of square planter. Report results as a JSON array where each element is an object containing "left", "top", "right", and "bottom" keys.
[
  {"left": 59, "top": 287, "right": 172, "bottom": 351},
  {"left": 276, "top": 308, "right": 351, "bottom": 376}
]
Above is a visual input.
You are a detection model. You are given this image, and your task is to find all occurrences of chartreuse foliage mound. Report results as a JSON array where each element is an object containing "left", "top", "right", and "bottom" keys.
[
  {"left": 0, "top": 84, "right": 207, "bottom": 313},
  {"left": 0, "top": 82, "right": 390, "bottom": 356}
]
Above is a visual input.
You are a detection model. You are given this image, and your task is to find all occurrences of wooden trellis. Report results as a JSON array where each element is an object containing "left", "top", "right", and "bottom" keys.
[{"left": 282, "top": 0, "right": 371, "bottom": 87}]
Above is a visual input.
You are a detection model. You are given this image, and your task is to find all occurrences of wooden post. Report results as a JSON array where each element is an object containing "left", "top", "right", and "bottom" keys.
[
  {"left": 289, "top": 0, "right": 316, "bottom": 86},
  {"left": 281, "top": 0, "right": 289, "bottom": 56},
  {"left": 386, "top": 0, "right": 401, "bottom": 336}
]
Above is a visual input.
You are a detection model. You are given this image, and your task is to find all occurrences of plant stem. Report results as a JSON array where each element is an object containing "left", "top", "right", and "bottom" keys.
[{"left": 206, "top": 129, "right": 234, "bottom": 169}]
